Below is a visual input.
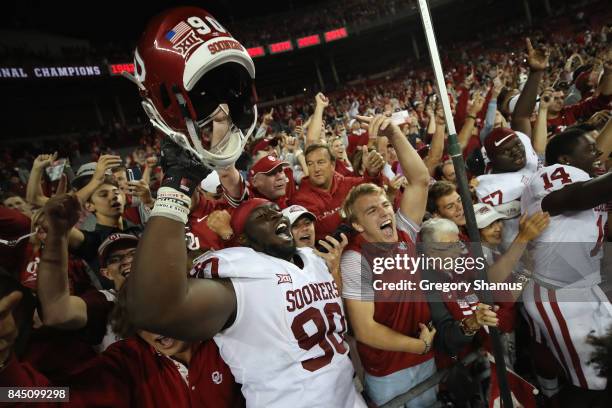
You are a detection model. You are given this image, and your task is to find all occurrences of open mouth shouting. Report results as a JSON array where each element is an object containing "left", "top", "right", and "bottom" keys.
[
  {"left": 275, "top": 219, "right": 292, "bottom": 241},
  {"left": 380, "top": 219, "right": 394, "bottom": 239},
  {"left": 592, "top": 159, "right": 602, "bottom": 172},
  {"left": 297, "top": 232, "right": 312, "bottom": 244},
  {"left": 120, "top": 266, "right": 131, "bottom": 279}
]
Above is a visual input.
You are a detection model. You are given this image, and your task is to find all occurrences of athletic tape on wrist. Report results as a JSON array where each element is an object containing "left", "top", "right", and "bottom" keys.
[{"left": 151, "top": 187, "right": 191, "bottom": 224}]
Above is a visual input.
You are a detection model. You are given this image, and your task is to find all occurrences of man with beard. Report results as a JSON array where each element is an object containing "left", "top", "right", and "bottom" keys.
[{"left": 521, "top": 127, "right": 612, "bottom": 406}]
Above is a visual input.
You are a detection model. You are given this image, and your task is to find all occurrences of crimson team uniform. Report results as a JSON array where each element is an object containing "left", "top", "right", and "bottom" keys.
[
  {"left": 1, "top": 337, "right": 244, "bottom": 408},
  {"left": 521, "top": 163, "right": 611, "bottom": 390},
  {"left": 15, "top": 243, "right": 118, "bottom": 376},
  {"left": 341, "top": 211, "right": 436, "bottom": 406},
  {"left": 546, "top": 94, "right": 612, "bottom": 135},
  {"left": 476, "top": 131, "right": 540, "bottom": 249},
  {"left": 190, "top": 246, "right": 366, "bottom": 408},
  {"left": 0, "top": 206, "right": 31, "bottom": 276},
  {"left": 294, "top": 171, "right": 381, "bottom": 241},
  {"left": 187, "top": 196, "right": 232, "bottom": 252}
]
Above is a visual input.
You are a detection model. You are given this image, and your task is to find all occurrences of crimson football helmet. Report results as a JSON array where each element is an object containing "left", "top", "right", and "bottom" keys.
[{"left": 124, "top": 7, "right": 257, "bottom": 169}]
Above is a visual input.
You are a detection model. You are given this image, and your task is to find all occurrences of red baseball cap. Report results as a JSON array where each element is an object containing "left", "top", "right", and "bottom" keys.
[
  {"left": 248, "top": 155, "right": 288, "bottom": 179},
  {"left": 230, "top": 198, "right": 271, "bottom": 238},
  {"left": 251, "top": 138, "right": 279, "bottom": 156},
  {"left": 483, "top": 127, "right": 517, "bottom": 158}
]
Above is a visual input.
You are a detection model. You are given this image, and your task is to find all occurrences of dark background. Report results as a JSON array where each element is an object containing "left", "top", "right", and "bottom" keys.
[{"left": 0, "top": 0, "right": 602, "bottom": 142}]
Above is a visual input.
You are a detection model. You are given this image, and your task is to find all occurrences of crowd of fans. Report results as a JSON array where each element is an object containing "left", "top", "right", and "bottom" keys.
[
  {"left": 1, "top": 2, "right": 612, "bottom": 408},
  {"left": 229, "top": 0, "right": 415, "bottom": 47}
]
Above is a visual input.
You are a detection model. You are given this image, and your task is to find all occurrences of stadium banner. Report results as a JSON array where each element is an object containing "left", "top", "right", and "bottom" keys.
[{"left": 0, "top": 65, "right": 103, "bottom": 79}]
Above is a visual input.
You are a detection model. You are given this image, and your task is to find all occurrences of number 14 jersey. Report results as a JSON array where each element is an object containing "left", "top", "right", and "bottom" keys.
[
  {"left": 521, "top": 164, "right": 607, "bottom": 286},
  {"left": 190, "top": 246, "right": 364, "bottom": 408}
]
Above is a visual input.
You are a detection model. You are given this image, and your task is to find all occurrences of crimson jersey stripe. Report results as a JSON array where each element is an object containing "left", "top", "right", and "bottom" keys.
[
  {"left": 547, "top": 289, "right": 588, "bottom": 388},
  {"left": 533, "top": 283, "right": 572, "bottom": 379}
]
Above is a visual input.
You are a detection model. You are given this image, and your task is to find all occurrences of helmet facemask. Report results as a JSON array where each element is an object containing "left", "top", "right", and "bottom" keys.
[{"left": 124, "top": 62, "right": 257, "bottom": 170}]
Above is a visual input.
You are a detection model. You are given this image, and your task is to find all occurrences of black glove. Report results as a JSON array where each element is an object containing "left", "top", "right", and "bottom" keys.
[{"left": 159, "top": 138, "right": 211, "bottom": 197}]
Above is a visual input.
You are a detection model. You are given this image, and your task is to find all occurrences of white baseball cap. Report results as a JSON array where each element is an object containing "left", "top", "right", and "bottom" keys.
[
  {"left": 281, "top": 205, "right": 316, "bottom": 226},
  {"left": 473, "top": 203, "right": 507, "bottom": 229}
]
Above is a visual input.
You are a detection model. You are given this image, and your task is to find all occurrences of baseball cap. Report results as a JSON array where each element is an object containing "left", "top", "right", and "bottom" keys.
[
  {"left": 72, "top": 161, "right": 113, "bottom": 189},
  {"left": 230, "top": 198, "right": 271, "bottom": 238},
  {"left": 473, "top": 203, "right": 506, "bottom": 229},
  {"left": 281, "top": 205, "right": 316, "bottom": 227},
  {"left": 98, "top": 233, "right": 139, "bottom": 265},
  {"left": 251, "top": 138, "right": 279, "bottom": 155},
  {"left": 71, "top": 162, "right": 97, "bottom": 189},
  {"left": 200, "top": 171, "right": 220, "bottom": 193},
  {"left": 248, "top": 155, "right": 288, "bottom": 179},
  {"left": 483, "top": 127, "right": 517, "bottom": 158}
]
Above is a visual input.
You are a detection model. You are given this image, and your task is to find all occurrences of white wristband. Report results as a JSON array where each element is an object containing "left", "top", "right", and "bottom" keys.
[{"left": 151, "top": 187, "right": 192, "bottom": 224}]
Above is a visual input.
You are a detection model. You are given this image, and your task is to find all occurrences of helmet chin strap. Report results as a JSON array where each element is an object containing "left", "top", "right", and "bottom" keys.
[{"left": 173, "top": 89, "right": 207, "bottom": 157}]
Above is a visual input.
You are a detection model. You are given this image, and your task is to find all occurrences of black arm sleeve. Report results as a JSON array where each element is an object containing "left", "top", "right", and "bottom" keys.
[{"left": 423, "top": 270, "right": 475, "bottom": 357}]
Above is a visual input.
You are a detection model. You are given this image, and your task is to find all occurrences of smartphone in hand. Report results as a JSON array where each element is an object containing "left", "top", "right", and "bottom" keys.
[
  {"left": 315, "top": 224, "right": 356, "bottom": 253},
  {"left": 127, "top": 167, "right": 142, "bottom": 181}
]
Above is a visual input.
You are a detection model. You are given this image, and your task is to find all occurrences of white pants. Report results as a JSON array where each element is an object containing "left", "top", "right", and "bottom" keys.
[{"left": 522, "top": 280, "right": 612, "bottom": 390}]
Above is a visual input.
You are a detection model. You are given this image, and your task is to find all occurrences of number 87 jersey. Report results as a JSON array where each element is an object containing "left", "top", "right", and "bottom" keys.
[
  {"left": 190, "top": 246, "right": 366, "bottom": 408},
  {"left": 521, "top": 164, "right": 607, "bottom": 287}
]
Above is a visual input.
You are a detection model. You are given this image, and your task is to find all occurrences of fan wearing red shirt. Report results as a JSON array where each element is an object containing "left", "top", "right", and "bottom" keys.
[
  {"left": 247, "top": 155, "right": 295, "bottom": 209},
  {"left": 339, "top": 115, "right": 435, "bottom": 407},
  {"left": 0, "top": 287, "right": 244, "bottom": 408},
  {"left": 546, "top": 57, "right": 612, "bottom": 133},
  {"left": 0, "top": 206, "right": 31, "bottom": 278},
  {"left": 293, "top": 143, "right": 384, "bottom": 241}
]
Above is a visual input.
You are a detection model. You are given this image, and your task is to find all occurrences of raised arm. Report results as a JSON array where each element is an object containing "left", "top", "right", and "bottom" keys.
[
  {"left": 542, "top": 174, "right": 612, "bottom": 216},
  {"left": 363, "top": 115, "right": 430, "bottom": 223},
  {"left": 306, "top": 93, "right": 328, "bottom": 147},
  {"left": 458, "top": 93, "right": 485, "bottom": 151},
  {"left": 26, "top": 153, "right": 57, "bottom": 208},
  {"left": 75, "top": 155, "right": 123, "bottom": 204},
  {"left": 424, "top": 109, "right": 446, "bottom": 176},
  {"left": 595, "top": 117, "right": 612, "bottom": 162},
  {"left": 487, "top": 212, "right": 549, "bottom": 284},
  {"left": 37, "top": 194, "right": 88, "bottom": 329},
  {"left": 511, "top": 38, "right": 549, "bottom": 136},
  {"left": 127, "top": 140, "right": 236, "bottom": 341},
  {"left": 532, "top": 88, "right": 553, "bottom": 155},
  {"left": 596, "top": 52, "right": 612, "bottom": 96}
]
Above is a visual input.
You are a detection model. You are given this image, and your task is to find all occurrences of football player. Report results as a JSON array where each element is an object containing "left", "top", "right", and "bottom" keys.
[
  {"left": 475, "top": 127, "right": 540, "bottom": 249},
  {"left": 521, "top": 126, "right": 612, "bottom": 403},
  {"left": 125, "top": 7, "right": 365, "bottom": 407}
]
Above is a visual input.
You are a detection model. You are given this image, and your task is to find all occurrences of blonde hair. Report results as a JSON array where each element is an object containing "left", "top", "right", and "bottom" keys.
[{"left": 341, "top": 183, "right": 386, "bottom": 224}]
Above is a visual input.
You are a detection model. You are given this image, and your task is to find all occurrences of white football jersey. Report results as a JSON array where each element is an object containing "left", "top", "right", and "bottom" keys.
[
  {"left": 521, "top": 164, "right": 607, "bottom": 286},
  {"left": 190, "top": 246, "right": 364, "bottom": 408},
  {"left": 477, "top": 131, "right": 540, "bottom": 249},
  {"left": 476, "top": 171, "right": 531, "bottom": 249}
]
